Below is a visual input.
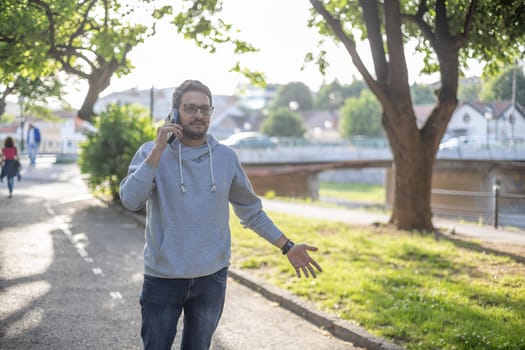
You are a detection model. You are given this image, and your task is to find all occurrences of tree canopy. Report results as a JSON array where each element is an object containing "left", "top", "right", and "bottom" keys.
[
  {"left": 315, "top": 79, "right": 367, "bottom": 109},
  {"left": 270, "top": 82, "right": 314, "bottom": 111},
  {"left": 260, "top": 108, "right": 305, "bottom": 137},
  {"left": 480, "top": 65, "right": 525, "bottom": 106},
  {"left": 0, "top": 0, "right": 260, "bottom": 121},
  {"left": 340, "top": 90, "right": 383, "bottom": 138},
  {"left": 307, "top": 0, "right": 525, "bottom": 230}
]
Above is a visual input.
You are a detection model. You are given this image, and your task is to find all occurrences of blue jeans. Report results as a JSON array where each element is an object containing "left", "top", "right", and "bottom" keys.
[
  {"left": 140, "top": 267, "right": 228, "bottom": 350},
  {"left": 28, "top": 143, "right": 39, "bottom": 166},
  {"left": 7, "top": 176, "right": 14, "bottom": 194}
]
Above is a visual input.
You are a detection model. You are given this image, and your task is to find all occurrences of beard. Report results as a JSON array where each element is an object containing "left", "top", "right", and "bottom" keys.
[{"left": 182, "top": 122, "right": 208, "bottom": 140}]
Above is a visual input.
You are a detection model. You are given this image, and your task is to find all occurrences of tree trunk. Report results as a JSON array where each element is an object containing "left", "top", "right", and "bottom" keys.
[
  {"left": 390, "top": 143, "right": 435, "bottom": 231},
  {"left": 77, "top": 72, "right": 111, "bottom": 122},
  {"left": 77, "top": 80, "right": 103, "bottom": 122},
  {"left": 77, "top": 60, "right": 118, "bottom": 122},
  {"left": 0, "top": 98, "right": 6, "bottom": 117},
  {"left": 384, "top": 94, "right": 458, "bottom": 231},
  {"left": 382, "top": 103, "right": 434, "bottom": 231}
]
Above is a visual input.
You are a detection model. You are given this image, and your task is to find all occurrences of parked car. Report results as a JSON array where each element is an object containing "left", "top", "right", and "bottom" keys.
[
  {"left": 439, "top": 136, "right": 486, "bottom": 151},
  {"left": 221, "top": 132, "right": 278, "bottom": 149}
]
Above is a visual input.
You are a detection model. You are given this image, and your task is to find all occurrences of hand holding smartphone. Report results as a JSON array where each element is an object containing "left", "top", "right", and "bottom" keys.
[{"left": 167, "top": 107, "right": 180, "bottom": 144}]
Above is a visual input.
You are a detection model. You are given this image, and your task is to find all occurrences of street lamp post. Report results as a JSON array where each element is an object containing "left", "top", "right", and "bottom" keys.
[{"left": 18, "top": 96, "right": 25, "bottom": 153}]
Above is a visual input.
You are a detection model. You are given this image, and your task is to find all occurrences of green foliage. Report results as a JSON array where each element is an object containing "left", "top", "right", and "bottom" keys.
[
  {"left": 340, "top": 90, "right": 383, "bottom": 137},
  {"left": 260, "top": 108, "right": 305, "bottom": 137},
  {"left": 480, "top": 65, "right": 525, "bottom": 106},
  {"left": 458, "top": 78, "right": 482, "bottom": 102},
  {"left": 465, "top": 1, "right": 525, "bottom": 75},
  {"left": 0, "top": 0, "right": 64, "bottom": 115},
  {"left": 78, "top": 104, "right": 156, "bottom": 201},
  {"left": 1, "top": 0, "right": 260, "bottom": 119},
  {"left": 229, "top": 210, "right": 525, "bottom": 350},
  {"left": 307, "top": 1, "right": 524, "bottom": 82},
  {"left": 315, "top": 79, "right": 368, "bottom": 109},
  {"left": 410, "top": 83, "right": 436, "bottom": 105},
  {"left": 270, "top": 82, "right": 314, "bottom": 111}
]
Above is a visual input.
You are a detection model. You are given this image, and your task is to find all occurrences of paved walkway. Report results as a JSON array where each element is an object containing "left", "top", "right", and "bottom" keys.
[
  {"left": 3, "top": 157, "right": 523, "bottom": 350},
  {"left": 1, "top": 158, "right": 367, "bottom": 350}
]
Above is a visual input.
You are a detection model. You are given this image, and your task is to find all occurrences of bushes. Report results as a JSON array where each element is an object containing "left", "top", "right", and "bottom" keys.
[{"left": 78, "top": 103, "right": 156, "bottom": 202}]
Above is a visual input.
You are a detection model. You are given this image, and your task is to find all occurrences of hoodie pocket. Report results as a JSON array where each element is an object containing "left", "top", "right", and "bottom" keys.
[{"left": 156, "top": 225, "right": 231, "bottom": 276}]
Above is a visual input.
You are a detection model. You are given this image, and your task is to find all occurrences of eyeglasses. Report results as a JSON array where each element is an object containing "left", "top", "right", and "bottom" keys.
[{"left": 179, "top": 104, "right": 214, "bottom": 116}]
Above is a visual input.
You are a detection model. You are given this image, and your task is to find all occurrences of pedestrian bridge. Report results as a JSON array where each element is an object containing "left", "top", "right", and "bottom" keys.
[
  {"left": 229, "top": 141, "right": 525, "bottom": 229},
  {"left": 232, "top": 139, "right": 525, "bottom": 165}
]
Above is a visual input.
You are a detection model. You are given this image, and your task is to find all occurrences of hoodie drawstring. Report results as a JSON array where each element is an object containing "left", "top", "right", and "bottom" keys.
[
  {"left": 207, "top": 142, "right": 217, "bottom": 192},
  {"left": 178, "top": 141, "right": 216, "bottom": 193},
  {"left": 178, "top": 142, "right": 186, "bottom": 193}
]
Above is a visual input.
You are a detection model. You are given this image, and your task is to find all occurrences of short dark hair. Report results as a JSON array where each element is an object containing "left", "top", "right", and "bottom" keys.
[
  {"left": 4, "top": 136, "right": 14, "bottom": 148},
  {"left": 172, "top": 80, "right": 213, "bottom": 108}
]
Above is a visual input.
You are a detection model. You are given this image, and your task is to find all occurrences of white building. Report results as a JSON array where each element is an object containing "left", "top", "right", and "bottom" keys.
[
  {"left": 446, "top": 101, "right": 525, "bottom": 143},
  {"left": 415, "top": 101, "right": 525, "bottom": 145},
  {"left": 94, "top": 87, "right": 251, "bottom": 140}
]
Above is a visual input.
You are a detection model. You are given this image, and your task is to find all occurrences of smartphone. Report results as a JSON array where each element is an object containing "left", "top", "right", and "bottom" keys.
[{"left": 167, "top": 107, "right": 180, "bottom": 144}]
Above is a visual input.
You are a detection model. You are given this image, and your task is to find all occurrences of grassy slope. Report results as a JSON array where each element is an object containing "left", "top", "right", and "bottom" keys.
[{"left": 230, "top": 210, "right": 525, "bottom": 350}]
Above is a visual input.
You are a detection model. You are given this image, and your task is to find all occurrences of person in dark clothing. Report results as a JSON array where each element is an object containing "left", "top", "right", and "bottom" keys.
[{"left": 1, "top": 137, "right": 21, "bottom": 198}]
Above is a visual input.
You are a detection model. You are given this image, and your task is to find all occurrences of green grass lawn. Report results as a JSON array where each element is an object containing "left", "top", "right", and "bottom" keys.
[
  {"left": 319, "top": 181, "right": 385, "bottom": 203},
  {"left": 230, "top": 210, "right": 525, "bottom": 350}
]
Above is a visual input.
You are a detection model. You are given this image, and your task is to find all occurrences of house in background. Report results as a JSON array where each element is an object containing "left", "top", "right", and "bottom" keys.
[
  {"left": 414, "top": 101, "right": 525, "bottom": 145},
  {"left": 23, "top": 112, "right": 95, "bottom": 155},
  {"left": 235, "top": 83, "right": 280, "bottom": 110},
  {"left": 94, "top": 86, "right": 172, "bottom": 120},
  {"left": 301, "top": 110, "right": 340, "bottom": 141},
  {"left": 94, "top": 87, "right": 256, "bottom": 140},
  {"left": 1, "top": 99, "right": 95, "bottom": 156},
  {"left": 446, "top": 101, "right": 525, "bottom": 143},
  {"left": 0, "top": 124, "right": 20, "bottom": 148}
]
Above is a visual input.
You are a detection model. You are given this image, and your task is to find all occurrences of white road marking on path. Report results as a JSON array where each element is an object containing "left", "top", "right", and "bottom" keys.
[
  {"left": 45, "top": 202, "right": 96, "bottom": 266},
  {"left": 92, "top": 267, "right": 104, "bottom": 275},
  {"left": 45, "top": 201, "right": 123, "bottom": 304},
  {"left": 58, "top": 194, "right": 94, "bottom": 204},
  {"left": 110, "top": 291, "right": 123, "bottom": 300}
]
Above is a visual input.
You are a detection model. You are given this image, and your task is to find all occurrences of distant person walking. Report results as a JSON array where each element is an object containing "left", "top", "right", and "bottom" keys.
[
  {"left": 1, "top": 137, "right": 21, "bottom": 198},
  {"left": 26, "top": 123, "right": 41, "bottom": 167}
]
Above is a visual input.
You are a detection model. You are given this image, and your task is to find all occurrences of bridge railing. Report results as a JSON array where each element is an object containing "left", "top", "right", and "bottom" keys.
[
  {"left": 276, "top": 136, "right": 389, "bottom": 149},
  {"left": 234, "top": 136, "right": 524, "bottom": 164}
]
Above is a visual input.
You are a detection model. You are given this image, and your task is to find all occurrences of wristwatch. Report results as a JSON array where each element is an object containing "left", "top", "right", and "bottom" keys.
[{"left": 281, "top": 239, "right": 295, "bottom": 255}]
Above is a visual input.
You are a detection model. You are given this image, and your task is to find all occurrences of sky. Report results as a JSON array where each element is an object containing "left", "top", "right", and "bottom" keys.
[{"left": 63, "top": 0, "right": 482, "bottom": 109}]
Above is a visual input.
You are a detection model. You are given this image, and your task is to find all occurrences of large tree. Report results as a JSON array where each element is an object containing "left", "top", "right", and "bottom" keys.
[
  {"left": 2, "top": 0, "right": 259, "bottom": 121},
  {"left": 308, "top": 0, "right": 524, "bottom": 230},
  {"left": 0, "top": 1, "right": 63, "bottom": 116}
]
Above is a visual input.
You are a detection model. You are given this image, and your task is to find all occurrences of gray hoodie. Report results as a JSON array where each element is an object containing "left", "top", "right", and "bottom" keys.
[{"left": 119, "top": 134, "right": 284, "bottom": 278}]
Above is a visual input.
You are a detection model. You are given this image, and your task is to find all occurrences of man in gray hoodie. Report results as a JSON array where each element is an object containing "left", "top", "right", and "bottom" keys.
[{"left": 120, "top": 80, "right": 322, "bottom": 350}]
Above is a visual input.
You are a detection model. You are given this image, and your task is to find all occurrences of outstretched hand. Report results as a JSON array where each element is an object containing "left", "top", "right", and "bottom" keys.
[{"left": 287, "top": 244, "right": 323, "bottom": 278}]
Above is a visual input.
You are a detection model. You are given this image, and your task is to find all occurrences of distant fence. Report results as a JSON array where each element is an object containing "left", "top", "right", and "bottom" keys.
[{"left": 431, "top": 184, "right": 525, "bottom": 229}]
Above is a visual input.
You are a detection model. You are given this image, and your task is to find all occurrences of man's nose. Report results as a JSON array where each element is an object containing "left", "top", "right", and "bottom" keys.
[{"left": 194, "top": 109, "right": 205, "bottom": 118}]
